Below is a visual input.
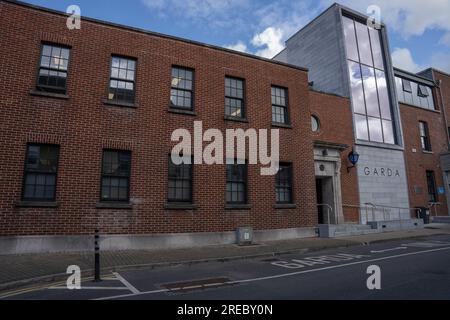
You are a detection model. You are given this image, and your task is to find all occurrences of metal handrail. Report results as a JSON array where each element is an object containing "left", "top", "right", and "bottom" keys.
[
  {"left": 317, "top": 203, "right": 334, "bottom": 224},
  {"left": 428, "top": 202, "right": 441, "bottom": 217},
  {"left": 343, "top": 203, "right": 419, "bottom": 224}
]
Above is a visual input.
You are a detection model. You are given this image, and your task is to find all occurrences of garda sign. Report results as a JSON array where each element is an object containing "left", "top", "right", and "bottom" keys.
[{"left": 363, "top": 167, "right": 400, "bottom": 178}]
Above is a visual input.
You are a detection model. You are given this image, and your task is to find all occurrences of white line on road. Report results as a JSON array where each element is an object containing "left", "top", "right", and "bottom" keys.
[
  {"left": 48, "top": 286, "right": 129, "bottom": 290},
  {"left": 370, "top": 247, "right": 407, "bottom": 253},
  {"left": 95, "top": 246, "right": 450, "bottom": 300},
  {"left": 113, "top": 272, "right": 140, "bottom": 294}
]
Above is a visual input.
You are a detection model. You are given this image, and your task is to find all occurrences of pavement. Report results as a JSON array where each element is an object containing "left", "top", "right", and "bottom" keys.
[{"left": 1, "top": 224, "right": 450, "bottom": 293}]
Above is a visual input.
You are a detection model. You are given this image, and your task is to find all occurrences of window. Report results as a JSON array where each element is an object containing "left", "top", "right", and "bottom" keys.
[
  {"left": 226, "top": 162, "right": 247, "bottom": 204},
  {"left": 342, "top": 16, "right": 395, "bottom": 144},
  {"left": 170, "top": 67, "right": 194, "bottom": 110},
  {"left": 311, "top": 115, "right": 320, "bottom": 132},
  {"left": 108, "top": 56, "right": 136, "bottom": 104},
  {"left": 225, "top": 77, "right": 245, "bottom": 118},
  {"left": 168, "top": 156, "right": 192, "bottom": 203},
  {"left": 272, "top": 86, "right": 289, "bottom": 124},
  {"left": 418, "top": 85, "right": 429, "bottom": 97},
  {"left": 37, "top": 44, "right": 70, "bottom": 94},
  {"left": 419, "top": 121, "right": 432, "bottom": 151},
  {"left": 426, "top": 171, "right": 437, "bottom": 203},
  {"left": 402, "top": 79, "right": 412, "bottom": 93},
  {"left": 276, "top": 164, "right": 293, "bottom": 204},
  {"left": 101, "top": 150, "right": 131, "bottom": 202},
  {"left": 22, "top": 144, "right": 59, "bottom": 202}
]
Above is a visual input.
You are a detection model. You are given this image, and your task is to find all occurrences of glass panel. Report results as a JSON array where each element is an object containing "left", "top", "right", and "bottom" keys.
[
  {"left": 348, "top": 61, "right": 366, "bottom": 115},
  {"left": 369, "top": 27, "right": 384, "bottom": 70},
  {"left": 343, "top": 17, "right": 359, "bottom": 62},
  {"left": 311, "top": 116, "right": 320, "bottom": 132},
  {"left": 355, "top": 114, "right": 369, "bottom": 141},
  {"left": 42, "top": 45, "right": 52, "bottom": 56},
  {"left": 361, "top": 65, "right": 379, "bottom": 117},
  {"left": 395, "top": 77, "right": 404, "bottom": 103},
  {"left": 382, "top": 120, "right": 395, "bottom": 144},
  {"left": 375, "top": 70, "right": 391, "bottom": 120},
  {"left": 427, "top": 87, "right": 435, "bottom": 110},
  {"left": 355, "top": 22, "right": 373, "bottom": 66},
  {"left": 402, "top": 79, "right": 412, "bottom": 93},
  {"left": 368, "top": 117, "right": 383, "bottom": 142}
]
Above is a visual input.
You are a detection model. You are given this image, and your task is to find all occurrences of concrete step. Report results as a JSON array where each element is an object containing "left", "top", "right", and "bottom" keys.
[
  {"left": 334, "top": 228, "right": 379, "bottom": 237},
  {"left": 333, "top": 224, "right": 373, "bottom": 232},
  {"left": 431, "top": 216, "right": 450, "bottom": 224},
  {"left": 318, "top": 224, "right": 380, "bottom": 238}
]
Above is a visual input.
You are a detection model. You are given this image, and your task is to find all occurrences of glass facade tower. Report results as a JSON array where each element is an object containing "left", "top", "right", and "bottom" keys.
[{"left": 343, "top": 16, "right": 395, "bottom": 144}]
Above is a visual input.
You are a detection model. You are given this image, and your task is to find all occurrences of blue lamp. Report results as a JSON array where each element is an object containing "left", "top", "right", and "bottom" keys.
[{"left": 347, "top": 149, "right": 360, "bottom": 172}]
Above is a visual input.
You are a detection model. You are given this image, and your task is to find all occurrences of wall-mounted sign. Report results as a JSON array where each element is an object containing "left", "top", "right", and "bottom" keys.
[{"left": 363, "top": 167, "right": 401, "bottom": 178}]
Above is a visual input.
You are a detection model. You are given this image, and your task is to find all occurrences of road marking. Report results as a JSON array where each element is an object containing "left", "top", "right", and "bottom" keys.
[
  {"left": 370, "top": 247, "right": 407, "bottom": 253},
  {"left": 113, "top": 272, "right": 140, "bottom": 294},
  {"left": 48, "top": 286, "right": 129, "bottom": 290},
  {"left": 402, "top": 241, "right": 450, "bottom": 248},
  {"left": 95, "top": 246, "right": 450, "bottom": 300}
]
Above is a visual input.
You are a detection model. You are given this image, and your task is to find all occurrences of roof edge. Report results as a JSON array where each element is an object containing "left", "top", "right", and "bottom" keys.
[
  {"left": 2, "top": 0, "right": 308, "bottom": 73},
  {"left": 393, "top": 67, "right": 436, "bottom": 86}
]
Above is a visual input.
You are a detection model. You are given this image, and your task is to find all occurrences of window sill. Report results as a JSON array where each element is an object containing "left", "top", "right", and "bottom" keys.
[
  {"left": 167, "top": 107, "right": 197, "bottom": 116},
  {"left": 16, "top": 201, "right": 59, "bottom": 208},
  {"left": 272, "top": 122, "right": 293, "bottom": 129},
  {"left": 30, "top": 90, "right": 69, "bottom": 100},
  {"left": 225, "top": 204, "right": 252, "bottom": 210},
  {"left": 274, "top": 203, "right": 297, "bottom": 209},
  {"left": 422, "top": 150, "right": 434, "bottom": 154},
  {"left": 103, "top": 99, "right": 137, "bottom": 109},
  {"left": 96, "top": 202, "right": 133, "bottom": 209},
  {"left": 164, "top": 203, "right": 197, "bottom": 210},
  {"left": 224, "top": 115, "right": 249, "bottom": 123}
]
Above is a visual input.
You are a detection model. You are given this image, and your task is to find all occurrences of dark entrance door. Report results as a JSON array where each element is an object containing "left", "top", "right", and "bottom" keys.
[{"left": 316, "top": 178, "right": 324, "bottom": 224}]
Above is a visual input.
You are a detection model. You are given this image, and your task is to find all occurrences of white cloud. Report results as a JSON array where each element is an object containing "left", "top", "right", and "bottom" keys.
[
  {"left": 391, "top": 48, "right": 422, "bottom": 72},
  {"left": 430, "top": 52, "right": 450, "bottom": 72},
  {"left": 224, "top": 41, "right": 248, "bottom": 53},
  {"left": 390, "top": 48, "right": 450, "bottom": 74},
  {"left": 251, "top": 27, "right": 285, "bottom": 59},
  {"left": 440, "top": 32, "right": 450, "bottom": 46},
  {"left": 321, "top": 0, "right": 450, "bottom": 38}
]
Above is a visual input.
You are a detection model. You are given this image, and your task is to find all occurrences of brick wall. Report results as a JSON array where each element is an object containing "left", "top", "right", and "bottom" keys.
[
  {"left": 400, "top": 101, "right": 449, "bottom": 216},
  {"left": 309, "top": 90, "right": 360, "bottom": 222},
  {"left": 0, "top": 1, "right": 318, "bottom": 236}
]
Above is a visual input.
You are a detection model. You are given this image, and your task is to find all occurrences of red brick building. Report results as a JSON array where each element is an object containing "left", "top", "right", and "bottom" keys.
[
  {"left": 0, "top": 0, "right": 320, "bottom": 249},
  {"left": 1, "top": 1, "right": 449, "bottom": 253}
]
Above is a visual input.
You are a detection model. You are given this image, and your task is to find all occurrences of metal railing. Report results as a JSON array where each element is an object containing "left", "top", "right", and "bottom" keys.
[
  {"left": 343, "top": 203, "right": 418, "bottom": 225},
  {"left": 428, "top": 202, "right": 442, "bottom": 217},
  {"left": 317, "top": 203, "right": 334, "bottom": 224}
]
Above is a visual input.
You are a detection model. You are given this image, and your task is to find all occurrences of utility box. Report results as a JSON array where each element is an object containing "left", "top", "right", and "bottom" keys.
[{"left": 236, "top": 227, "right": 253, "bottom": 246}]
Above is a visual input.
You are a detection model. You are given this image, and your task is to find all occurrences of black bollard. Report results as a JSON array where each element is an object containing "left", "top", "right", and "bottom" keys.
[{"left": 94, "top": 229, "right": 101, "bottom": 282}]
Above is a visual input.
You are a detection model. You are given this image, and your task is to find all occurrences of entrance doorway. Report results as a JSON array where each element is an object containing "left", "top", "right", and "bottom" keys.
[
  {"left": 316, "top": 177, "right": 334, "bottom": 224},
  {"left": 314, "top": 141, "right": 347, "bottom": 225}
]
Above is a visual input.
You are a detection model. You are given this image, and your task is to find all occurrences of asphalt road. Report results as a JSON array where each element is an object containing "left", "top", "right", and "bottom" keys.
[{"left": 2, "top": 234, "right": 450, "bottom": 300}]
